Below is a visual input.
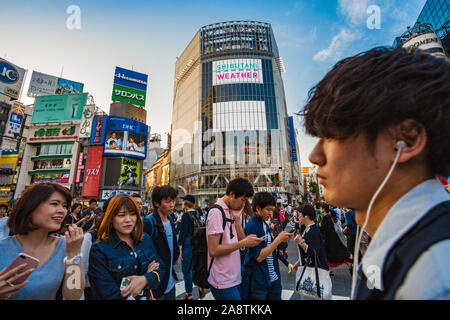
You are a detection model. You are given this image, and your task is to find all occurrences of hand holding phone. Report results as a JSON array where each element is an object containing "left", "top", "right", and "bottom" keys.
[{"left": 3, "top": 253, "right": 39, "bottom": 284}]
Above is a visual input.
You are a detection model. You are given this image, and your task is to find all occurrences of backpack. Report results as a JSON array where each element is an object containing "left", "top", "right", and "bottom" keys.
[
  {"left": 354, "top": 200, "right": 450, "bottom": 300},
  {"left": 188, "top": 210, "right": 204, "bottom": 237},
  {"left": 191, "top": 204, "right": 233, "bottom": 289},
  {"left": 145, "top": 213, "right": 175, "bottom": 242}
]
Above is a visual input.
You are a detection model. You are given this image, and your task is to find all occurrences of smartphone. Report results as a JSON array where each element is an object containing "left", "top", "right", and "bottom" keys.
[
  {"left": 4, "top": 253, "right": 40, "bottom": 284},
  {"left": 286, "top": 227, "right": 296, "bottom": 234},
  {"left": 120, "top": 277, "right": 131, "bottom": 291}
]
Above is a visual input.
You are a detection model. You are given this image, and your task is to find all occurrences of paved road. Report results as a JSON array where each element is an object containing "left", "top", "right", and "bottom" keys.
[{"left": 173, "top": 237, "right": 352, "bottom": 300}]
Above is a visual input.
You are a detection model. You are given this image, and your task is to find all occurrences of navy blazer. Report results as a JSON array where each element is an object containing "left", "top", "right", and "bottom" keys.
[
  {"left": 243, "top": 215, "right": 281, "bottom": 287},
  {"left": 177, "top": 210, "right": 198, "bottom": 247},
  {"left": 299, "top": 223, "right": 329, "bottom": 270},
  {"left": 143, "top": 212, "right": 180, "bottom": 298},
  {"left": 88, "top": 231, "right": 166, "bottom": 300}
]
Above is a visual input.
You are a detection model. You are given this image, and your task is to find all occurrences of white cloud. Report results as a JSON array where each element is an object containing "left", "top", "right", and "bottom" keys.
[
  {"left": 313, "top": 28, "right": 359, "bottom": 62},
  {"left": 338, "top": 0, "right": 369, "bottom": 25}
]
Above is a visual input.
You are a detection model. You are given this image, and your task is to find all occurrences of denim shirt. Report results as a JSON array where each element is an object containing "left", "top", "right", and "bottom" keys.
[
  {"left": 88, "top": 231, "right": 166, "bottom": 300},
  {"left": 243, "top": 215, "right": 280, "bottom": 287}
]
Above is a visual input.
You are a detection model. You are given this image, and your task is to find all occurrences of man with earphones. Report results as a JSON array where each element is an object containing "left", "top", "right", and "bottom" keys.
[{"left": 300, "top": 47, "right": 449, "bottom": 300}]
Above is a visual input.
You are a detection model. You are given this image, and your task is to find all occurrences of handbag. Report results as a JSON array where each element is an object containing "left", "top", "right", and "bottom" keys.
[{"left": 295, "top": 250, "right": 332, "bottom": 300}]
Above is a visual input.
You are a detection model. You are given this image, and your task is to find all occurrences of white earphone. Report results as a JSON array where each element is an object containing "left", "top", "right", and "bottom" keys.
[{"left": 350, "top": 139, "right": 407, "bottom": 298}]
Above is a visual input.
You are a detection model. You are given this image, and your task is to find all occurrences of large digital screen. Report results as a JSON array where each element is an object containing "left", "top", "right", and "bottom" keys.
[
  {"left": 103, "top": 116, "right": 148, "bottom": 159},
  {"left": 213, "top": 58, "right": 263, "bottom": 86},
  {"left": 31, "top": 93, "right": 87, "bottom": 123},
  {"left": 27, "top": 71, "right": 84, "bottom": 97}
]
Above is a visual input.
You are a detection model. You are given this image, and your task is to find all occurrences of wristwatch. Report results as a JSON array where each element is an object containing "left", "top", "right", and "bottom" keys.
[
  {"left": 299, "top": 240, "right": 306, "bottom": 246},
  {"left": 64, "top": 253, "right": 82, "bottom": 266}
]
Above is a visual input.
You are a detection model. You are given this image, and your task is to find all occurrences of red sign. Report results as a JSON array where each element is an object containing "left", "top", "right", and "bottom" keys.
[
  {"left": 93, "top": 115, "right": 104, "bottom": 144},
  {"left": 82, "top": 146, "right": 103, "bottom": 197},
  {"left": 60, "top": 172, "right": 70, "bottom": 183},
  {"left": 76, "top": 152, "right": 84, "bottom": 183}
]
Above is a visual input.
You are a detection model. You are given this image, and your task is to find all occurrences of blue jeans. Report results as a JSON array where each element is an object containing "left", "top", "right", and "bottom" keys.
[
  {"left": 210, "top": 284, "right": 241, "bottom": 300},
  {"left": 181, "top": 238, "right": 193, "bottom": 294},
  {"left": 249, "top": 278, "right": 282, "bottom": 300}
]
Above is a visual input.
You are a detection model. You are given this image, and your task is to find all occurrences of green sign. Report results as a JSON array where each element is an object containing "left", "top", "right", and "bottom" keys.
[
  {"left": 112, "top": 84, "right": 146, "bottom": 107},
  {"left": 32, "top": 93, "right": 88, "bottom": 123},
  {"left": 34, "top": 127, "right": 75, "bottom": 137},
  {"left": 119, "top": 157, "right": 140, "bottom": 187}
]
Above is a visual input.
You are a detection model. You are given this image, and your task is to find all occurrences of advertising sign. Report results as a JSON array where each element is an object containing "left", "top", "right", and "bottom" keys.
[
  {"left": 119, "top": 157, "right": 140, "bottom": 188},
  {"left": 4, "top": 101, "right": 26, "bottom": 138},
  {"left": 30, "top": 126, "right": 76, "bottom": 141},
  {"left": 82, "top": 146, "right": 103, "bottom": 197},
  {"left": 32, "top": 93, "right": 87, "bottom": 123},
  {"left": 79, "top": 104, "right": 95, "bottom": 138},
  {"left": 91, "top": 114, "right": 106, "bottom": 144},
  {"left": 113, "top": 67, "right": 148, "bottom": 91},
  {"left": 104, "top": 116, "right": 148, "bottom": 159},
  {"left": 0, "top": 58, "right": 26, "bottom": 99},
  {"left": 75, "top": 152, "right": 84, "bottom": 183},
  {"left": 100, "top": 189, "right": 136, "bottom": 201},
  {"left": 27, "top": 71, "right": 84, "bottom": 97},
  {"left": 403, "top": 32, "right": 445, "bottom": 55},
  {"left": 213, "top": 59, "right": 263, "bottom": 86},
  {"left": 288, "top": 116, "right": 298, "bottom": 162},
  {"left": 162, "top": 165, "right": 170, "bottom": 186},
  {"left": 112, "top": 67, "right": 148, "bottom": 107},
  {"left": 112, "top": 84, "right": 146, "bottom": 107}
]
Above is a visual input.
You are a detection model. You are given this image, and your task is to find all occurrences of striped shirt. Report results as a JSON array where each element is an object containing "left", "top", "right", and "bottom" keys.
[{"left": 264, "top": 223, "right": 279, "bottom": 282}]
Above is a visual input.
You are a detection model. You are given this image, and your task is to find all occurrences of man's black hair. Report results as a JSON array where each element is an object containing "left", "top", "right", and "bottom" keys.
[
  {"left": 301, "top": 204, "right": 316, "bottom": 221},
  {"left": 322, "top": 203, "right": 330, "bottom": 213},
  {"left": 132, "top": 193, "right": 141, "bottom": 199},
  {"left": 226, "top": 178, "right": 254, "bottom": 198},
  {"left": 252, "top": 192, "right": 276, "bottom": 212},
  {"left": 0, "top": 204, "right": 8, "bottom": 210},
  {"left": 151, "top": 185, "right": 178, "bottom": 209},
  {"left": 89, "top": 199, "right": 97, "bottom": 205}
]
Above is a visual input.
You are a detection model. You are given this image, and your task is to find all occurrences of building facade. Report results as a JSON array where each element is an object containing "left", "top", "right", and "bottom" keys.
[
  {"left": 171, "top": 21, "right": 300, "bottom": 207},
  {"left": 393, "top": 0, "right": 449, "bottom": 56}
]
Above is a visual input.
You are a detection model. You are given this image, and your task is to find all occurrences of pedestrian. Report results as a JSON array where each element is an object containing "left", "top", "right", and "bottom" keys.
[
  {"left": 0, "top": 204, "right": 7, "bottom": 218},
  {"left": 143, "top": 185, "right": 180, "bottom": 300},
  {"left": 0, "top": 183, "right": 85, "bottom": 300},
  {"left": 292, "top": 205, "right": 329, "bottom": 273},
  {"left": 81, "top": 199, "right": 99, "bottom": 232},
  {"left": 132, "top": 193, "right": 145, "bottom": 219},
  {"left": 239, "top": 199, "right": 253, "bottom": 264},
  {"left": 177, "top": 194, "right": 198, "bottom": 300},
  {"left": 241, "top": 192, "right": 294, "bottom": 300},
  {"left": 88, "top": 194, "right": 165, "bottom": 300},
  {"left": 319, "top": 203, "right": 352, "bottom": 276},
  {"left": 0, "top": 205, "right": 10, "bottom": 240},
  {"left": 269, "top": 216, "right": 293, "bottom": 273},
  {"left": 206, "top": 178, "right": 264, "bottom": 300},
  {"left": 302, "top": 47, "right": 450, "bottom": 299},
  {"left": 343, "top": 208, "right": 358, "bottom": 260}
]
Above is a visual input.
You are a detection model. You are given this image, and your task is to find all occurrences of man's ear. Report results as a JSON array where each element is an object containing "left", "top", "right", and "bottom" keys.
[{"left": 392, "top": 119, "right": 427, "bottom": 163}]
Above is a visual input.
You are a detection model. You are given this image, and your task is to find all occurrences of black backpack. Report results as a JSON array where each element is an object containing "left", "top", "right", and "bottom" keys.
[
  {"left": 191, "top": 204, "right": 233, "bottom": 289},
  {"left": 188, "top": 210, "right": 204, "bottom": 237}
]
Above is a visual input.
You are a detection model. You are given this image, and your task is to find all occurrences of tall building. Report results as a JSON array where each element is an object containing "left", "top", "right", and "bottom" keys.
[
  {"left": 393, "top": 0, "right": 449, "bottom": 55},
  {"left": 171, "top": 21, "right": 300, "bottom": 207}
]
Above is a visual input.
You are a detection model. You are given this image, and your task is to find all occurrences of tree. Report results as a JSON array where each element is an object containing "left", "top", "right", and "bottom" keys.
[{"left": 309, "top": 181, "right": 321, "bottom": 201}]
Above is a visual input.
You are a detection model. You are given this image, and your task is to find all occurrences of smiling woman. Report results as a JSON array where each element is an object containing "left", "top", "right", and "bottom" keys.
[{"left": 0, "top": 183, "right": 85, "bottom": 300}]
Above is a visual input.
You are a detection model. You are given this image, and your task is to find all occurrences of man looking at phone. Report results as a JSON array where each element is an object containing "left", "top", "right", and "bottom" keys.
[
  {"left": 206, "top": 178, "right": 264, "bottom": 300},
  {"left": 81, "top": 199, "right": 99, "bottom": 232},
  {"left": 242, "top": 192, "right": 294, "bottom": 300}
]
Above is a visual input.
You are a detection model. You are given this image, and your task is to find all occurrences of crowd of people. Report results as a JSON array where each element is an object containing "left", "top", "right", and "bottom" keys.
[{"left": 0, "top": 47, "right": 448, "bottom": 300}]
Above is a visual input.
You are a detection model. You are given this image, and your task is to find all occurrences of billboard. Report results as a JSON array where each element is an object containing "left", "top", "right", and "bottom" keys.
[
  {"left": 288, "top": 116, "right": 298, "bottom": 162},
  {"left": 119, "top": 157, "right": 140, "bottom": 188},
  {"left": 112, "top": 67, "right": 148, "bottom": 107},
  {"left": 4, "top": 101, "right": 25, "bottom": 139},
  {"left": 79, "top": 104, "right": 95, "bottom": 138},
  {"left": 27, "top": 71, "right": 84, "bottom": 97},
  {"left": 32, "top": 93, "right": 87, "bottom": 123},
  {"left": 213, "top": 59, "right": 263, "bottom": 86},
  {"left": 82, "top": 145, "right": 103, "bottom": 198},
  {"left": 104, "top": 116, "right": 148, "bottom": 159},
  {"left": 0, "top": 58, "right": 26, "bottom": 99},
  {"left": 112, "top": 84, "right": 146, "bottom": 107}
]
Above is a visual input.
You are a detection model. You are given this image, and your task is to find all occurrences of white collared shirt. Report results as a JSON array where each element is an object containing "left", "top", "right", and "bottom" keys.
[{"left": 361, "top": 178, "right": 450, "bottom": 299}]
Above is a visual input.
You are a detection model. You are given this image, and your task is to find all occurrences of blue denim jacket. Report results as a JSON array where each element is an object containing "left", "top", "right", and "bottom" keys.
[
  {"left": 243, "top": 215, "right": 280, "bottom": 288},
  {"left": 88, "top": 231, "right": 166, "bottom": 300}
]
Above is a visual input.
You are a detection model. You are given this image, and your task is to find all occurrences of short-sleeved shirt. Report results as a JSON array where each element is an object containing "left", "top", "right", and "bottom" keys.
[
  {"left": 206, "top": 198, "right": 241, "bottom": 289},
  {"left": 0, "top": 217, "right": 9, "bottom": 240},
  {"left": 0, "top": 236, "right": 67, "bottom": 300}
]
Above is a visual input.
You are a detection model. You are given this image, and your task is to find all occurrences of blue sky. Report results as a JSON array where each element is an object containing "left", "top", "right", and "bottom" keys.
[{"left": 2, "top": 0, "right": 426, "bottom": 167}]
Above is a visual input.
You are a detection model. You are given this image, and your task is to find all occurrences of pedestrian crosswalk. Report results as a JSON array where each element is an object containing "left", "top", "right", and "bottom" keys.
[{"left": 174, "top": 281, "right": 350, "bottom": 300}]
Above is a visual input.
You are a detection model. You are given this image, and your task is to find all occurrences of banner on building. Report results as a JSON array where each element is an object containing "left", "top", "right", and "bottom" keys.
[
  {"left": 213, "top": 58, "right": 263, "bottom": 86},
  {"left": 119, "top": 157, "right": 140, "bottom": 188},
  {"left": 0, "top": 58, "right": 26, "bottom": 99},
  {"left": 82, "top": 145, "right": 103, "bottom": 197},
  {"left": 104, "top": 116, "right": 148, "bottom": 159},
  {"left": 32, "top": 93, "right": 87, "bottom": 123},
  {"left": 4, "top": 101, "right": 25, "bottom": 138},
  {"left": 27, "top": 71, "right": 84, "bottom": 97},
  {"left": 79, "top": 104, "right": 95, "bottom": 138},
  {"left": 288, "top": 116, "right": 298, "bottom": 162},
  {"left": 112, "top": 67, "right": 148, "bottom": 107}
]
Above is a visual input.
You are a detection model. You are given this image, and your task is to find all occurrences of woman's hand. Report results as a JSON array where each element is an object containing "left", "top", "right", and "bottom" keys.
[
  {"left": 121, "top": 275, "right": 148, "bottom": 298},
  {"left": 146, "top": 260, "right": 160, "bottom": 273},
  {"left": 65, "top": 225, "right": 84, "bottom": 258},
  {"left": 292, "top": 261, "right": 300, "bottom": 273},
  {"left": 0, "top": 264, "right": 33, "bottom": 300},
  {"left": 294, "top": 234, "right": 303, "bottom": 245}
]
